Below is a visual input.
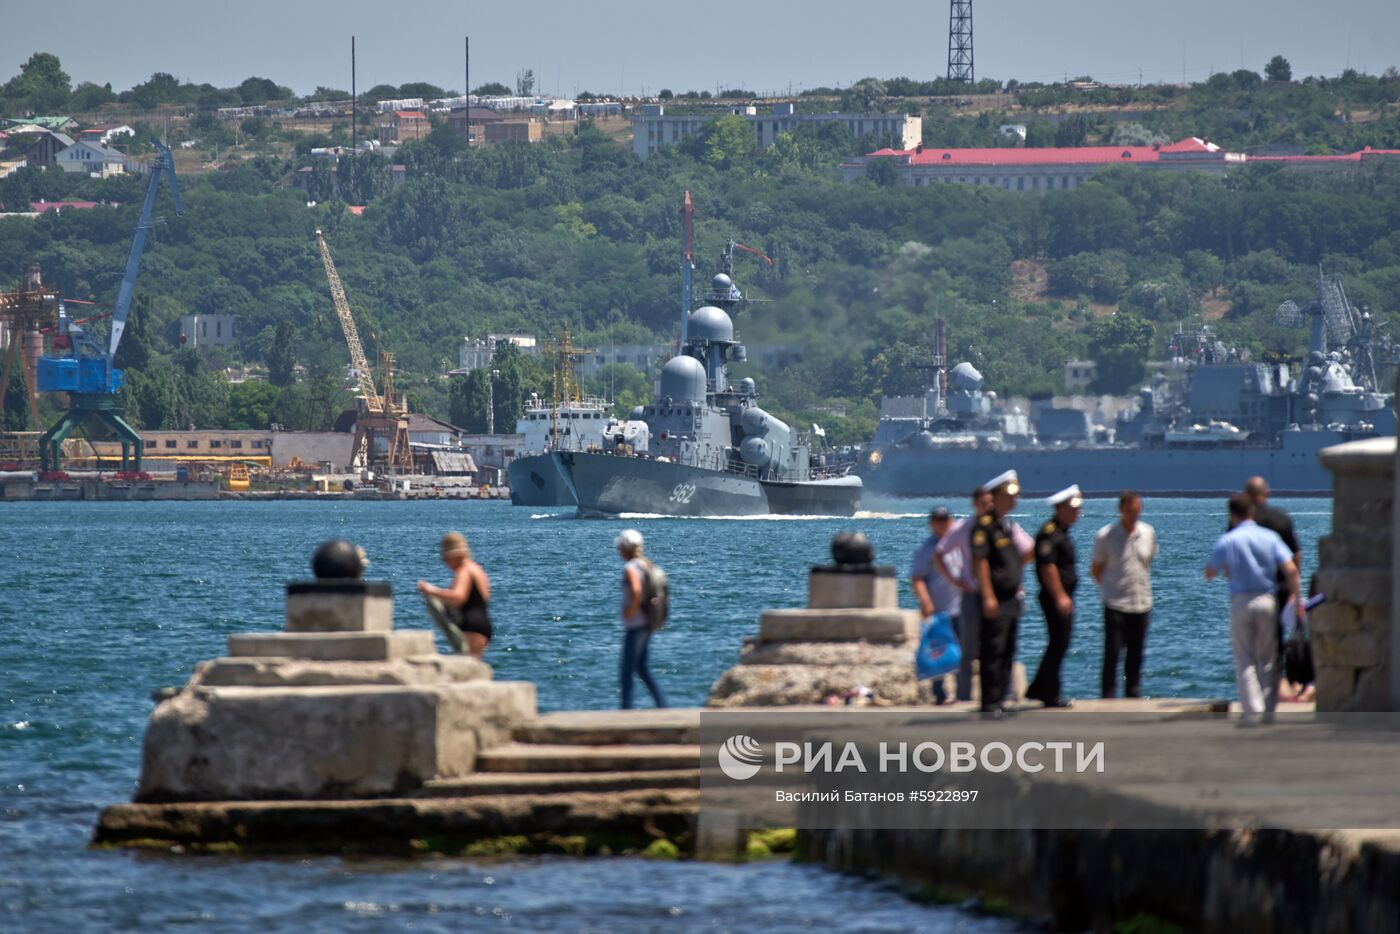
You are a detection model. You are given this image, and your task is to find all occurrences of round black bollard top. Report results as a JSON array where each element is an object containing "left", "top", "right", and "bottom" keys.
[
  {"left": 311, "top": 539, "right": 369, "bottom": 579},
  {"left": 830, "top": 531, "right": 874, "bottom": 567}
]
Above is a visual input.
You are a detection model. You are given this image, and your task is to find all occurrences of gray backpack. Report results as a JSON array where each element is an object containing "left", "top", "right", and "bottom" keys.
[{"left": 641, "top": 560, "right": 670, "bottom": 631}]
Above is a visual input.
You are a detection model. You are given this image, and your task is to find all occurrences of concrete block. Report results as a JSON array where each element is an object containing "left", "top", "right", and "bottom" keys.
[
  {"left": 807, "top": 571, "right": 897, "bottom": 610},
  {"left": 739, "top": 640, "right": 916, "bottom": 668},
  {"left": 1313, "top": 665, "right": 1359, "bottom": 712},
  {"left": 228, "top": 630, "right": 436, "bottom": 662},
  {"left": 192, "top": 654, "right": 492, "bottom": 688},
  {"left": 758, "top": 609, "right": 920, "bottom": 645},
  {"left": 1316, "top": 569, "right": 1392, "bottom": 609},
  {"left": 136, "top": 680, "right": 537, "bottom": 801},
  {"left": 1317, "top": 536, "right": 1392, "bottom": 571},
  {"left": 1314, "top": 629, "right": 1387, "bottom": 669},
  {"left": 1309, "top": 601, "right": 1363, "bottom": 635},
  {"left": 285, "top": 586, "right": 393, "bottom": 633}
]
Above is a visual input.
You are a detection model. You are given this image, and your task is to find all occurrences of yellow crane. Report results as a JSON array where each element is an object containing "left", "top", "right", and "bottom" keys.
[{"left": 313, "top": 230, "right": 411, "bottom": 471}]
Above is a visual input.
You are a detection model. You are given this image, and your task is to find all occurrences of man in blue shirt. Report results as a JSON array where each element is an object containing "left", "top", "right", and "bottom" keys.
[
  {"left": 1205, "top": 493, "right": 1303, "bottom": 721},
  {"left": 912, "top": 506, "right": 958, "bottom": 703}
]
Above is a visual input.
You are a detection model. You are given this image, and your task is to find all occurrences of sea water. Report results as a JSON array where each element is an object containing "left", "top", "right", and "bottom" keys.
[{"left": 0, "top": 497, "right": 1326, "bottom": 931}]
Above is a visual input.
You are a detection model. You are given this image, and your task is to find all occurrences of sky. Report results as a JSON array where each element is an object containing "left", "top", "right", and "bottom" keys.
[{"left": 2, "top": 0, "right": 1398, "bottom": 99}]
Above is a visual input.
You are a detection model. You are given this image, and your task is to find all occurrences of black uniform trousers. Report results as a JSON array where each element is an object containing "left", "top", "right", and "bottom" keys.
[
  {"left": 1101, "top": 607, "right": 1150, "bottom": 698},
  {"left": 979, "top": 596, "right": 1020, "bottom": 709},
  {"left": 1028, "top": 591, "right": 1073, "bottom": 702}
]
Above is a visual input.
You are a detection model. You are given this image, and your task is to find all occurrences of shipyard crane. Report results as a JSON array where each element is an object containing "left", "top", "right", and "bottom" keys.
[
  {"left": 0, "top": 263, "right": 60, "bottom": 429},
  {"left": 36, "top": 141, "right": 182, "bottom": 473},
  {"left": 313, "top": 230, "right": 411, "bottom": 471}
]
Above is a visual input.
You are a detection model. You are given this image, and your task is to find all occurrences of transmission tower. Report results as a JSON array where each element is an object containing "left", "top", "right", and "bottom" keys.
[{"left": 947, "top": 1, "right": 974, "bottom": 84}]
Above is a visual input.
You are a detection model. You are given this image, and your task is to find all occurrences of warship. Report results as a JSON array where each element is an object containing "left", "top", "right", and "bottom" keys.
[
  {"left": 552, "top": 237, "right": 861, "bottom": 517},
  {"left": 506, "top": 329, "right": 612, "bottom": 507},
  {"left": 860, "top": 269, "right": 1395, "bottom": 497}
]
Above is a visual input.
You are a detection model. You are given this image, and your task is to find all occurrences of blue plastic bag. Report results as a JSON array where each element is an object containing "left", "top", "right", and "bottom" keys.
[{"left": 915, "top": 612, "right": 962, "bottom": 680}]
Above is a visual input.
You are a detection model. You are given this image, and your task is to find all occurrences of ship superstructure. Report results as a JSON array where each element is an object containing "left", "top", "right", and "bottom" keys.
[{"left": 861, "top": 269, "right": 1394, "bottom": 496}]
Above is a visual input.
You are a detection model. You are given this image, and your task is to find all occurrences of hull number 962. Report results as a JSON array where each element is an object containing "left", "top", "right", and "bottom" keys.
[{"left": 668, "top": 483, "right": 697, "bottom": 504}]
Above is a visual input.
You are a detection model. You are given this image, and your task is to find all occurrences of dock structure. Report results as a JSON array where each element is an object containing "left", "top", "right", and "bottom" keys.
[{"left": 94, "top": 514, "right": 1400, "bottom": 931}]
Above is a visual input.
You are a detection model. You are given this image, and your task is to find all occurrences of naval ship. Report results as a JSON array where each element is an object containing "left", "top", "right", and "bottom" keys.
[
  {"left": 506, "top": 393, "right": 611, "bottom": 506},
  {"left": 860, "top": 269, "right": 1395, "bottom": 497},
  {"left": 507, "top": 329, "right": 612, "bottom": 507},
  {"left": 553, "top": 270, "right": 861, "bottom": 517}
]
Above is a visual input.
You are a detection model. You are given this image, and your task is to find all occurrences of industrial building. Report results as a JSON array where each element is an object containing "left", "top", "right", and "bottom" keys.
[{"left": 632, "top": 102, "right": 922, "bottom": 160}]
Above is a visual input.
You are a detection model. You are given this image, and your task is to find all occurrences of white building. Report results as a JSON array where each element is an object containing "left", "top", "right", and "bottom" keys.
[
  {"left": 78, "top": 124, "right": 135, "bottom": 146},
  {"left": 576, "top": 344, "right": 671, "bottom": 378},
  {"left": 632, "top": 102, "right": 922, "bottom": 160},
  {"left": 456, "top": 333, "right": 540, "bottom": 372},
  {"left": 1064, "top": 360, "right": 1097, "bottom": 391},
  {"left": 180, "top": 314, "right": 238, "bottom": 349},
  {"left": 55, "top": 140, "right": 132, "bottom": 177}
]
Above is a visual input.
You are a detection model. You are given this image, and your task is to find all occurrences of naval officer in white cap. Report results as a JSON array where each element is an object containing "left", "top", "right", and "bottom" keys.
[
  {"left": 969, "top": 469, "right": 1033, "bottom": 714},
  {"left": 1026, "top": 485, "right": 1083, "bottom": 708}
]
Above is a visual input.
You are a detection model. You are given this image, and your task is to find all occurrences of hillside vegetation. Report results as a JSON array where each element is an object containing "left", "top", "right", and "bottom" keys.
[{"left": 2, "top": 54, "right": 1399, "bottom": 443}]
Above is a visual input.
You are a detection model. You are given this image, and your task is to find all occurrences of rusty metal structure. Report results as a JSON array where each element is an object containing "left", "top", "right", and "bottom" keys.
[{"left": 0, "top": 262, "right": 58, "bottom": 427}]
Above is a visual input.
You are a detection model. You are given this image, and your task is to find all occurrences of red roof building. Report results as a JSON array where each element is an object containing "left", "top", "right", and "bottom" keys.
[
  {"left": 29, "top": 200, "right": 101, "bottom": 213},
  {"left": 378, "top": 110, "right": 429, "bottom": 145},
  {"left": 841, "top": 137, "right": 1400, "bottom": 190}
]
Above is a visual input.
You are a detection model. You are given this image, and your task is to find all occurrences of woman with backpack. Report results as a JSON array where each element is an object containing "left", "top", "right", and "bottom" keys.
[
  {"left": 616, "top": 529, "right": 667, "bottom": 709},
  {"left": 417, "top": 531, "right": 493, "bottom": 658}
]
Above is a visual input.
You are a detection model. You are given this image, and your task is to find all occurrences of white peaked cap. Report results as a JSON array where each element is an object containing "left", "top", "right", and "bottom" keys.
[
  {"left": 1046, "top": 484, "right": 1083, "bottom": 507},
  {"left": 983, "top": 469, "right": 1020, "bottom": 494}
]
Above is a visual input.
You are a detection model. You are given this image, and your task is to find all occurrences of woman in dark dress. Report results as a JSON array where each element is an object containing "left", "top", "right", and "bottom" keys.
[{"left": 417, "top": 531, "right": 492, "bottom": 657}]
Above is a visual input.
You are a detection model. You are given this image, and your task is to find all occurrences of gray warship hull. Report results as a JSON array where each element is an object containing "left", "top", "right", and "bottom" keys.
[
  {"left": 860, "top": 430, "right": 1366, "bottom": 498},
  {"left": 508, "top": 453, "right": 576, "bottom": 507},
  {"left": 555, "top": 451, "right": 862, "bottom": 517}
]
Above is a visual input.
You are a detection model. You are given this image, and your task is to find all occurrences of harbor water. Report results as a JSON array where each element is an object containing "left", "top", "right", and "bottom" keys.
[{"left": 1, "top": 497, "right": 1327, "bottom": 931}]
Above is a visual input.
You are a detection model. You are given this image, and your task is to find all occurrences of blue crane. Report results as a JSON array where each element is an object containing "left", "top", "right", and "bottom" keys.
[{"left": 37, "top": 140, "right": 182, "bottom": 473}]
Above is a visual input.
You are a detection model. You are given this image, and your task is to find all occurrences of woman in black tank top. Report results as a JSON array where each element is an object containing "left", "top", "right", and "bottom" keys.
[{"left": 417, "top": 531, "right": 492, "bottom": 657}]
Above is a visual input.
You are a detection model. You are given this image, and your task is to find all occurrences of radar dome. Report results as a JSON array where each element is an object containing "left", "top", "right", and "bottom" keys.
[
  {"left": 687, "top": 305, "right": 733, "bottom": 343},
  {"left": 950, "top": 362, "right": 984, "bottom": 391},
  {"left": 712, "top": 273, "right": 733, "bottom": 292},
  {"left": 659, "top": 354, "right": 707, "bottom": 403}
]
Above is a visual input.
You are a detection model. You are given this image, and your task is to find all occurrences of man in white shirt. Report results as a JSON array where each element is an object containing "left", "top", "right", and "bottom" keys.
[{"left": 1090, "top": 490, "right": 1158, "bottom": 698}]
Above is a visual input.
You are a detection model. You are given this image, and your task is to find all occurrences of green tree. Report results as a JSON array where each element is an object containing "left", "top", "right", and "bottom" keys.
[
  {"left": 68, "top": 81, "right": 115, "bottom": 111},
  {"left": 472, "top": 82, "right": 511, "bottom": 96},
  {"left": 237, "top": 76, "right": 291, "bottom": 104},
  {"left": 449, "top": 371, "right": 487, "bottom": 431},
  {"left": 516, "top": 69, "right": 536, "bottom": 96},
  {"left": 1087, "top": 312, "right": 1155, "bottom": 393},
  {"left": 227, "top": 379, "right": 280, "bottom": 428},
  {"left": 336, "top": 150, "right": 390, "bottom": 204},
  {"left": 2, "top": 366, "right": 30, "bottom": 432},
  {"left": 553, "top": 201, "right": 597, "bottom": 239},
  {"left": 2, "top": 52, "right": 70, "bottom": 111},
  {"left": 864, "top": 157, "right": 900, "bottom": 187},
  {"left": 1265, "top": 55, "right": 1292, "bottom": 82},
  {"left": 266, "top": 321, "right": 298, "bottom": 387},
  {"left": 125, "top": 72, "right": 182, "bottom": 109},
  {"left": 399, "top": 82, "right": 448, "bottom": 100},
  {"left": 703, "top": 115, "right": 757, "bottom": 170}
]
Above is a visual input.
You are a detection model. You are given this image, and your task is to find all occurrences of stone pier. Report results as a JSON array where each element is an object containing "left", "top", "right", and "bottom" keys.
[
  {"left": 1314, "top": 437, "right": 1396, "bottom": 711},
  {"left": 707, "top": 534, "right": 1022, "bottom": 706},
  {"left": 136, "top": 570, "right": 536, "bottom": 802}
]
